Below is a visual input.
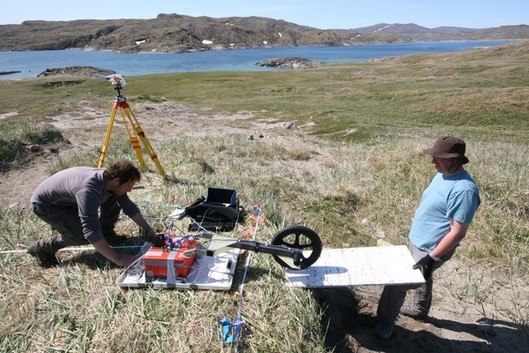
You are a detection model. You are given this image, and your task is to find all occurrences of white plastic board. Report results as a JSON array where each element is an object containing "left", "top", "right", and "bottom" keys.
[
  {"left": 285, "top": 245, "right": 425, "bottom": 288},
  {"left": 116, "top": 248, "right": 239, "bottom": 290}
]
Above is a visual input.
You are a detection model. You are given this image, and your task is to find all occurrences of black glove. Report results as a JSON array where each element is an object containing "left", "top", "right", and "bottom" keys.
[
  {"left": 150, "top": 233, "right": 166, "bottom": 248},
  {"left": 412, "top": 254, "right": 435, "bottom": 280}
]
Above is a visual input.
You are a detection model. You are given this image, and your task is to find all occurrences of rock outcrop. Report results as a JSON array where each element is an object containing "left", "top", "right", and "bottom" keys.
[
  {"left": 256, "top": 57, "right": 319, "bottom": 69},
  {"left": 37, "top": 66, "right": 116, "bottom": 77}
]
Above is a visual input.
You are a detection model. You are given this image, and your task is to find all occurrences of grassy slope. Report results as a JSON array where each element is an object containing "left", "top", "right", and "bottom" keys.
[{"left": 0, "top": 40, "right": 528, "bottom": 352}]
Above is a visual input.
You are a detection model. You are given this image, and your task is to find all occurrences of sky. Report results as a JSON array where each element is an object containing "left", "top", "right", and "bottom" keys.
[{"left": 0, "top": 0, "right": 527, "bottom": 29}]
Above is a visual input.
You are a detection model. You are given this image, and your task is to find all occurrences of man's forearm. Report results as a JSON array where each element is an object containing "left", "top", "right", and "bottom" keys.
[
  {"left": 92, "top": 238, "right": 120, "bottom": 264},
  {"left": 431, "top": 220, "right": 469, "bottom": 258},
  {"left": 92, "top": 238, "right": 136, "bottom": 267}
]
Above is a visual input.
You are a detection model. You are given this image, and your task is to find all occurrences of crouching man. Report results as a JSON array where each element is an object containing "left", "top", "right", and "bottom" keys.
[{"left": 28, "top": 160, "right": 156, "bottom": 268}]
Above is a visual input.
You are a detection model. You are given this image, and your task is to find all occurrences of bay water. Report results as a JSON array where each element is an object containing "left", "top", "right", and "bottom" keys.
[{"left": 0, "top": 40, "right": 509, "bottom": 80}]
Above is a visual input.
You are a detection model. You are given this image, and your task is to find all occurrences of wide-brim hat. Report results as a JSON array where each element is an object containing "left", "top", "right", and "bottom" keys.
[{"left": 423, "top": 136, "right": 469, "bottom": 164}]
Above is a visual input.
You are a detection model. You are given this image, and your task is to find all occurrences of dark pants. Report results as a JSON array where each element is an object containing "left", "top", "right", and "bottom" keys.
[
  {"left": 31, "top": 197, "right": 121, "bottom": 254},
  {"left": 377, "top": 243, "right": 455, "bottom": 323}
]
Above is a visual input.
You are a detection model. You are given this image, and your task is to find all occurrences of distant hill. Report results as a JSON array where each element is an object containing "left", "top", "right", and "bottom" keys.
[
  {"left": 1, "top": 14, "right": 528, "bottom": 52},
  {"left": 350, "top": 23, "right": 529, "bottom": 41}
]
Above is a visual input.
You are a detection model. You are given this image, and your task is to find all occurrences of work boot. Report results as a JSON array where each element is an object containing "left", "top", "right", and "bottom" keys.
[
  {"left": 375, "top": 319, "right": 394, "bottom": 340},
  {"left": 400, "top": 305, "right": 428, "bottom": 320},
  {"left": 27, "top": 243, "right": 60, "bottom": 268}
]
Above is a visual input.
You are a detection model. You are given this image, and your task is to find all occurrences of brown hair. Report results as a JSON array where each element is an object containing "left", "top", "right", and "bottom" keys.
[{"left": 103, "top": 160, "right": 141, "bottom": 184}]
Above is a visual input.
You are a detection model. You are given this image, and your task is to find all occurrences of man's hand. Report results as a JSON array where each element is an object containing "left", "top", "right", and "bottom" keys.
[
  {"left": 412, "top": 254, "right": 435, "bottom": 280},
  {"left": 150, "top": 233, "right": 166, "bottom": 247},
  {"left": 145, "top": 229, "right": 157, "bottom": 240}
]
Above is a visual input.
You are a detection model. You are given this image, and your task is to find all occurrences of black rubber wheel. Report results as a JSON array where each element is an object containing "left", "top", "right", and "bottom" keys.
[{"left": 271, "top": 225, "right": 322, "bottom": 270}]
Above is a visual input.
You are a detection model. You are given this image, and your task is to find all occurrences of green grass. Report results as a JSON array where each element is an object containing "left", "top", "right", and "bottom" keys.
[
  {"left": 1, "top": 40, "right": 528, "bottom": 352},
  {"left": 0, "top": 122, "right": 66, "bottom": 171}
]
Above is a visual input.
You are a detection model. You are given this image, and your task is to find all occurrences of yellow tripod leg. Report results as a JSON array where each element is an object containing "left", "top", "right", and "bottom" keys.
[
  {"left": 98, "top": 106, "right": 118, "bottom": 167},
  {"left": 125, "top": 106, "right": 166, "bottom": 178},
  {"left": 120, "top": 106, "right": 146, "bottom": 167}
]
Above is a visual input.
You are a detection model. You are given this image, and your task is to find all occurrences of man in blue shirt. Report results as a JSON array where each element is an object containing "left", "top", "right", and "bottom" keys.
[{"left": 375, "top": 136, "right": 481, "bottom": 340}]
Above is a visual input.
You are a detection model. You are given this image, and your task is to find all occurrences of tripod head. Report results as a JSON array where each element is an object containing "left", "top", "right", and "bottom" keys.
[{"left": 106, "top": 74, "right": 126, "bottom": 98}]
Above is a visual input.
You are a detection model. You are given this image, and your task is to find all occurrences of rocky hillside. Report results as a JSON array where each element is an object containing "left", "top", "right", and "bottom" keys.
[
  {"left": 1, "top": 14, "right": 528, "bottom": 53},
  {"left": 349, "top": 23, "right": 529, "bottom": 41}
]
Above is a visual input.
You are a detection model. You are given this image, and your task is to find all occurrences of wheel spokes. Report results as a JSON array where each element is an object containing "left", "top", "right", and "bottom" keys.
[{"left": 270, "top": 225, "right": 322, "bottom": 270}]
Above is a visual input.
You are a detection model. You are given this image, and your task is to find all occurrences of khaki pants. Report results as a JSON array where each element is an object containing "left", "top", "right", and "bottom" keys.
[{"left": 376, "top": 243, "right": 455, "bottom": 323}]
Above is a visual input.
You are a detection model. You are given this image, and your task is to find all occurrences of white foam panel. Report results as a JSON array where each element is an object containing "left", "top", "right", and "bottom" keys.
[{"left": 285, "top": 245, "right": 425, "bottom": 288}]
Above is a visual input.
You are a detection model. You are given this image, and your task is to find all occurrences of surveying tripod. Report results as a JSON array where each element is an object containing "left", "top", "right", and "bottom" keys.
[{"left": 98, "top": 83, "right": 166, "bottom": 178}]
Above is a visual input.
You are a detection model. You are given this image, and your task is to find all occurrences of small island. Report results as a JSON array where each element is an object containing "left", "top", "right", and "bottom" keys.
[
  {"left": 0, "top": 70, "right": 22, "bottom": 76},
  {"left": 256, "top": 57, "right": 319, "bottom": 69},
  {"left": 37, "top": 66, "right": 116, "bottom": 78}
]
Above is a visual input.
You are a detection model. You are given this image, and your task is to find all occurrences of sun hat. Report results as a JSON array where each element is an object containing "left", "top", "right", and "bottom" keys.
[{"left": 423, "top": 136, "right": 469, "bottom": 164}]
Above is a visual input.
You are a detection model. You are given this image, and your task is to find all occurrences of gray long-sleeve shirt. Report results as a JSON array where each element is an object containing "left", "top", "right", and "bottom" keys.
[{"left": 31, "top": 167, "right": 140, "bottom": 243}]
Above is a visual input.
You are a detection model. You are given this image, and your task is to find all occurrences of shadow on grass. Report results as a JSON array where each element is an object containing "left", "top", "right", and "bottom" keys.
[{"left": 312, "top": 287, "right": 528, "bottom": 353}]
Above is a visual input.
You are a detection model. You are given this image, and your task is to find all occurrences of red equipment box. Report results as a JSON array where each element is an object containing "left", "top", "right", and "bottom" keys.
[{"left": 143, "top": 238, "right": 197, "bottom": 279}]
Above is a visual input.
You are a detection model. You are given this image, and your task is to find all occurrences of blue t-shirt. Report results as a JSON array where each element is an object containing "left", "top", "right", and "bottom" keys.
[{"left": 409, "top": 171, "right": 480, "bottom": 252}]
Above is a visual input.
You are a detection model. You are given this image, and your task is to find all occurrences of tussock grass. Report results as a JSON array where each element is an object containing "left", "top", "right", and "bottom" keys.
[{"left": 1, "top": 41, "right": 529, "bottom": 351}]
